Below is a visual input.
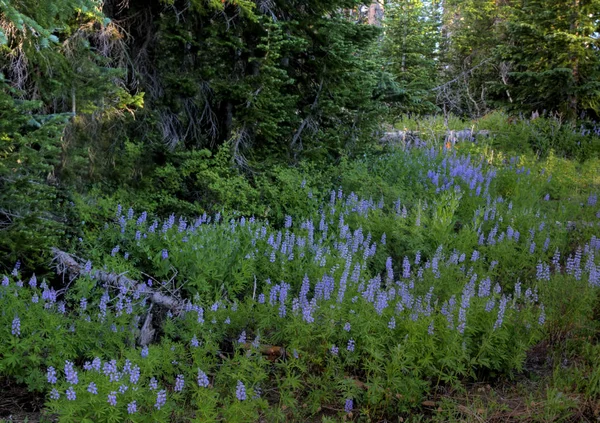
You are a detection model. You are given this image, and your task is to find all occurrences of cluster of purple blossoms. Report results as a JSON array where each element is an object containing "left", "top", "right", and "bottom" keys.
[
  {"left": 107, "top": 391, "right": 117, "bottom": 406},
  {"left": 11, "top": 316, "right": 20, "bottom": 336},
  {"left": 197, "top": 369, "right": 210, "bottom": 388},
  {"left": 66, "top": 387, "right": 76, "bottom": 401},
  {"left": 87, "top": 382, "right": 98, "bottom": 394},
  {"left": 127, "top": 401, "right": 137, "bottom": 414},
  {"left": 47, "top": 367, "right": 57, "bottom": 384},
  {"left": 64, "top": 361, "right": 78, "bottom": 385},
  {"left": 155, "top": 390, "right": 167, "bottom": 409},
  {"left": 174, "top": 374, "right": 185, "bottom": 392},
  {"left": 493, "top": 295, "right": 509, "bottom": 330},
  {"left": 235, "top": 381, "right": 247, "bottom": 401}
]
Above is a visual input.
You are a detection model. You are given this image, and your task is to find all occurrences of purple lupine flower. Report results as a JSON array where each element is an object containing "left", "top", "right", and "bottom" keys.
[
  {"left": 87, "top": 382, "right": 98, "bottom": 394},
  {"left": 29, "top": 275, "right": 37, "bottom": 288},
  {"left": 129, "top": 366, "right": 140, "bottom": 384},
  {"left": 402, "top": 256, "right": 411, "bottom": 278},
  {"left": 107, "top": 391, "right": 117, "bottom": 406},
  {"left": 237, "top": 331, "right": 246, "bottom": 344},
  {"left": 141, "top": 346, "right": 149, "bottom": 358},
  {"left": 50, "top": 388, "right": 60, "bottom": 400},
  {"left": 374, "top": 291, "right": 388, "bottom": 315},
  {"left": 278, "top": 283, "right": 290, "bottom": 317},
  {"left": 66, "top": 386, "right": 76, "bottom": 401},
  {"left": 302, "top": 298, "right": 316, "bottom": 324},
  {"left": 64, "top": 361, "right": 78, "bottom": 385},
  {"left": 174, "top": 374, "right": 185, "bottom": 392},
  {"left": 471, "top": 250, "right": 479, "bottom": 262},
  {"left": 538, "top": 304, "right": 546, "bottom": 325},
  {"left": 385, "top": 257, "right": 394, "bottom": 282},
  {"left": 284, "top": 215, "right": 292, "bottom": 229},
  {"left": 330, "top": 345, "right": 339, "bottom": 356},
  {"left": 428, "top": 321, "right": 435, "bottom": 335},
  {"left": 347, "top": 339, "right": 355, "bottom": 352},
  {"left": 388, "top": 316, "right": 396, "bottom": 329},
  {"left": 11, "top": 316, "right": 20, "bottom": 336},
  {"left": 149, "top": 377, "right": 158, "bottom": 390},
  {"left": 83, "top": 260, "right": 92, "bottom": 275},
  {"left": 191, "top": 335, "right": 199, "bottom": 348},
  {"left": 343, "top": 322, "right": 351, "bottom": 332},
  {"left": 478, "top": 277, "right": 491, "bottom": 298},
  {"left": 118, "top": 384, "right": 128, "bottom": 394},
  {"left": 543, "top": 237, "right": 551, "bottom": 252},
  {"left": 102, "top": 360, "right": 118, "bottom": 379},
  {"left": 345, "top": 398, "right": 353, "bottom": 413},
  {"left": 161, "top": 249, "right": 169, "bottom": 260},
  {"left": 11, "top": 261, "right": 20, "bottom": 276},
  {"left": 197, "top": 369, "right": 210, "bottom": 388},
  {"left": 236, "top": 381, "right": 247, "bottom": 401},
  {"left": 529, "top": 242, "right": 536, "bottom": 255},
  {"left": 1, "top": 276, "right": 8, "bottom": 286},
  {"left": 155, "top": 390, "right": 167, "bottom": 409},
  {"left": 127, "top": 401, "right": 137, "bottom": 415},
  {"left": 91, "top": 357, "right": 101, "bottom": 372},
  {"left": 46, "top": 367, "right": 57, "bottom": 384},
  {"left": 137, "top": 211, "right": 147, "bottom": 226},
  {"left": 590, "top": 265, "right": 600, "bottom": 287},
  {"left": 536, "top": 262, "right": 551, "bottom": 281},
  {"left": 493, "top": 295, "right": 508, "bottom": 330}
]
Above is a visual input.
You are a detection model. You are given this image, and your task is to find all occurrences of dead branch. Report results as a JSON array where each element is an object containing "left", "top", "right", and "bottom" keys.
[{"left": 50, "top": 248, "right": 183, "bottom": 311}]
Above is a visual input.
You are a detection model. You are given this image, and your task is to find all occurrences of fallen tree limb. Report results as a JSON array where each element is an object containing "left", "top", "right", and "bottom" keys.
[
  {"left": 50, "top": 248, "right": 185, "bottom": 346},
  {"left": 50, "top": 247, "right": 183, "bottom": 311}
]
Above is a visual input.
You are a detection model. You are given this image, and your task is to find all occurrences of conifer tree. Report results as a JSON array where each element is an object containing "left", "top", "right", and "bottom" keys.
[
  {"left": 383, "top": 0, "right": 442, "bottom": 114},
  {"left": 500, "top": 0, "right": 600, "bottom": 119}
]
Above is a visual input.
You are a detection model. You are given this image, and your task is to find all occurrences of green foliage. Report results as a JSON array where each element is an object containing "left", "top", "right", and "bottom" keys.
[
  {"left": 2, "top": 142, "right": 600, "bottom": 421},
  {"left": 108, "top": 0, "right": 384, "bottom": 163},
  {"left": 499, "top": 0, "right": 600, "bottom": 119},
  {"left": 382, "top": 0, "right": 441, "bottom": 115},
  {"left": 0, "top": 85, "right": 69, "bottom": 268}
]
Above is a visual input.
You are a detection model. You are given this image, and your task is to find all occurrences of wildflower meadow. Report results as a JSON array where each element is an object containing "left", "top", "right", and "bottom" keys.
[{"left": 1, "top": 137, "right": 600, "bottom": 422}]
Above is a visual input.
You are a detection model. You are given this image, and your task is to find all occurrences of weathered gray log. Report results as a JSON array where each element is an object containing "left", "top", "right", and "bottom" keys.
[
  {"left": 51, "top": 247, "right": 182, "bottom": 311},
  {"left": 51, "top": 248, "right": 184, "bottom": 346}
]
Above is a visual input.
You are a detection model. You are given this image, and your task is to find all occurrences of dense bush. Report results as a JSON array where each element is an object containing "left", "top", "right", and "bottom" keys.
[{"left": 2, "top": 143, "right": 600, "bottom": 421}]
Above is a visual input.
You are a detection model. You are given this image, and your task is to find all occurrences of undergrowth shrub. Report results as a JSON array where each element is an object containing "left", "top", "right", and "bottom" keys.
[{"left": 1, "top": 143, "right": 600, "bottom": 422}]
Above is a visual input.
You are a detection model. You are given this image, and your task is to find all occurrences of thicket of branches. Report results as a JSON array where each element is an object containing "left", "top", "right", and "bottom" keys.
[{"left": 1, "top": 0, "right": 599, "bottom": 270}]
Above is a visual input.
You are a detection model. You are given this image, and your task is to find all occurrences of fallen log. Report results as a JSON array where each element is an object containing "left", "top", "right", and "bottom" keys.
[
  {"left": 50, "top": 248, "right": 182, "bottom": 311},
  {"left": 50, "top": 247, "right": 183, "bottom": 345}
]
